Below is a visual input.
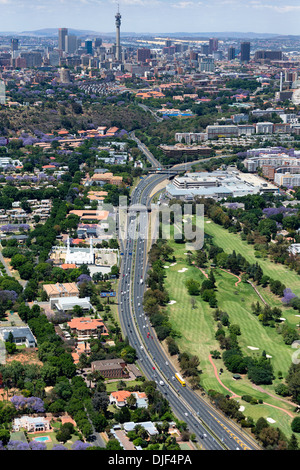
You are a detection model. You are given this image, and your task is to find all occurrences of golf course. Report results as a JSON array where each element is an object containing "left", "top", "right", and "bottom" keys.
[{"left": 161, "top": 218, "right": 300, "bottom": 439}]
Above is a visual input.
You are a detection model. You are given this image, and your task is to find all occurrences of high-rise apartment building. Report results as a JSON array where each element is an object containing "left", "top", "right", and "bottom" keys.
[
  {"left": 199, "top": 57, "right": 215, "bottom": 72},
  {"left": 58, "top": 28, "right": 68, "bottom": 52},
  {"left": 254, "top": 50, "right": 283, "bottom": 61},
  {"left": 240, "top": 42, "right": 250, "bottom": 62},
  {"left": 59, "top": 68, "right": 71, "bottom": 84}
]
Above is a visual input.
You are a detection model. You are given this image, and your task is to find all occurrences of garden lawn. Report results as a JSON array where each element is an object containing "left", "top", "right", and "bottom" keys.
[{"left": 105, "top": 380, "right": 141, "bottom": 393}]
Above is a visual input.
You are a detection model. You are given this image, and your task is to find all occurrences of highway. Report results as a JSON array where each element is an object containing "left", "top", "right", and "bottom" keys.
[{"left": 117, "top": 168, "right": 260, "bottom": 451}]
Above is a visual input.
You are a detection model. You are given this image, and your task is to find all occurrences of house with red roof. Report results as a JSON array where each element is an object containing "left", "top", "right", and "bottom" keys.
[{"left": 109, "top": 391, "right": 148, "bottom": 408}]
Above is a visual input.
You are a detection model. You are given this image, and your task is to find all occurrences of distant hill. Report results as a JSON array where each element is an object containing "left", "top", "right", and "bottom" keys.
[{"left": 0, "top": 29, "right": 298, "bottom": 39}]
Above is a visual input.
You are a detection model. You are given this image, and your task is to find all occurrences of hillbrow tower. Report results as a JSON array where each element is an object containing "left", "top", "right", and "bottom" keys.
[{"left": 115, "top": 5, "right": 121, "bottom": 61}]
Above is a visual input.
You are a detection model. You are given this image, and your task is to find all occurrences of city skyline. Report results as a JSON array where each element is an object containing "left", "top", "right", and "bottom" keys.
[{"left": 0, "top": 0, "right": 299, "bottom": 36}]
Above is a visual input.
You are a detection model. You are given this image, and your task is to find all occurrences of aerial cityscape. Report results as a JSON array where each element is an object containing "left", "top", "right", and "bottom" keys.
[{"left": 0, "top": 0, "right": 300, "bottom": 458}]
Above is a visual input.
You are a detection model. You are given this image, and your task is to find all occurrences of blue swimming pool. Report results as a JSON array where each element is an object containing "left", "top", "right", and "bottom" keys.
[{"left": 34, "top": 436, "right": 50, "bottom": 442}]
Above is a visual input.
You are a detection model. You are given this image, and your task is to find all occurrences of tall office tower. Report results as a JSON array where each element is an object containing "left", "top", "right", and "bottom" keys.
[
  {"left": 66, "top": 34, "right": 77, "bottom": 54},
  {"left": 115, "top": 6, "right": 121, "bottom": 61},
  {"left": 228, "top": 46, "right": 236, "bottom": 60},
  {"left": 137, "top": 47, "right": 151, "bottom": 63},
  {"left": 201, "top": 44, "right": 209, "bottom": 55},
  {"left": 11, "top": 38, "right": 19, "bottom": 52},
  {"left": 58, "top": 28, "right": 68, "bottom": 52},
  {"left": 94, "top": 37, "right": 102, "bottom": 48},
  {"left": 165, "top": 39, "right": 172, "bottom": 47},
  {"left": 209, "top": 38, "right": 218, "bottom": 54},
  {"left": 85, "top": 40, "right": 93, "bottom": 55},
  {"left": 240, "top": 41, "right": 250, "bottom": 62}
]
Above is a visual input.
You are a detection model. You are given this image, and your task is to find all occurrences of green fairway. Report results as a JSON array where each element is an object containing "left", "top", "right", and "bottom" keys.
[
  {"left": 203, "top": 219, "right": 300, "bottom": 296},
  {"left": 162, "top": 237, "right": 298, "bottom": 437}
]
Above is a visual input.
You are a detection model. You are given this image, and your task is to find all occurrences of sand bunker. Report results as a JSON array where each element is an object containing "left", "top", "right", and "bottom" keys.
[
  {"left": 168, "top": 300, "right": 177, "bottom": 305},
  {"left": 267, "top": 418, "right": 276, "bottom": 424},
  {"left": 178, "top": 268, "right": 188, "bottom": 273},
  {"left": 247, "top": 346, "right": 259, "bottom": 350}
]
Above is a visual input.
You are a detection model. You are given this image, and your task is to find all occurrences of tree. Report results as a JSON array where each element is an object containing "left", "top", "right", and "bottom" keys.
[
  {"left": 0, "top": 429, "right": 10, "bottom": 446},
  {"left": 92, "top": 391, "right": 109, "bottom": 413},
  {"left": 126, "top": 393, "right": 137, "bottom": 409},
  {"left": 288, "top": 434, "right": 299, "bottom": 450},
  {"left": 291, "top": 416, "right": 300, "bottom": 433},
  {"left": 5, "top": 342, "right": 16, "bottom": 355},
  {"left": 185, "top": 279, "right": 200, "bottom": 296},
  {"left": 106, "top": 439, "right": 122, "bottom": 450}
]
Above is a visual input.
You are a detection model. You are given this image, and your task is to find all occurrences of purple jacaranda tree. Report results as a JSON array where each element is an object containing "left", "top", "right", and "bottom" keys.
[
  {"left": 6, "top": 440, "right": 30, "bottom": 450},
  {"left": 29, "top": 441, "right": 47, "bottom": 451},
  {"left": 51, "top": 444, "right": 68, "bottom": 450},
  {"left": 72, "top": 441, "right": 92, "bottom": 450},
  {"left": 0, "top": 290, "right": 18, "bottom": 303},
  {"left": 11, "top": 395, "right": 45, "bottom": 413},
  {"left": 281, "top": 288, "right": 298, "bottom": 305},
  {"left": 77, "top": 274, "right": 92, "bottom": 284}
]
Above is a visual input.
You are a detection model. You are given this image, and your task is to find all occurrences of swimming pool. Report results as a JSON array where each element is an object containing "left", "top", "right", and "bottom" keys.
[{"left": 33, "top": 436, "right": 50, "bottom": 442}]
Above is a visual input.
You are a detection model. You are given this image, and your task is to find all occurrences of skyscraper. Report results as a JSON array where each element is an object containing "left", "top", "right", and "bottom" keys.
[
  {"left": 115, "top": 6, "right": 121, "bottom": 61},
  {"left": 228, "top": 46, "right": 236, "bottom": 61},
  {"left": 85, "top": 40, "right": 93, "bottom": 55},
  {"left": 240, "top": 42, "right": 250, "bottom": 62},
  {"left": 209, "top": 38, "right": 218, "bottom": 54},
  {"left": 66, "top": 34, "right": 77, "bottom": 54},
  {"left": 137, "top": 48, "right": 151, "bottom": 63},
  {"left": 11, "top": 38, "right": 19, "bottom": 52},
  {"left": 58, "top": 28, "right": 68, "bottom": 52}
]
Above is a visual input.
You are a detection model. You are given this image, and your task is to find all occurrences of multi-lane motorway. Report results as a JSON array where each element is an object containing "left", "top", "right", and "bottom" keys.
[{"left": 117, "top": 157, "right": 260, "bottom": 450}]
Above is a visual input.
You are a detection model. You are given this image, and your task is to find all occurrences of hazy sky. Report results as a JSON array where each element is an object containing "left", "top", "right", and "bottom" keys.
[{"left": 0, "top": 0, "right": 300, "bottom": 35}]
